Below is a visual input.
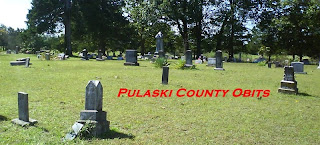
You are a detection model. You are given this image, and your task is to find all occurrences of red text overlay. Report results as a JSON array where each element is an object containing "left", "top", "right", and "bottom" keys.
[{"left": 117, "top": 88, "right": 270, "bottom": 98}]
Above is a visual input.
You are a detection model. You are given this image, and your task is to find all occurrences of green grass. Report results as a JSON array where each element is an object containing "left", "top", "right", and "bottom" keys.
[{"left": 0, "top": 53, "right": 319, "bottom": 144}]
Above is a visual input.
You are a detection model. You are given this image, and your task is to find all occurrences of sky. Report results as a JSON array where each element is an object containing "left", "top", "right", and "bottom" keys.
[{"left": 0, "top": 0, "right": 32, "bottom": 29}]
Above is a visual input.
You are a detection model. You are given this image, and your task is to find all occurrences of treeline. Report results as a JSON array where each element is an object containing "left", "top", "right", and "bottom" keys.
[{"left": 1, "top": 0, "right": 320, "bottom": 61}]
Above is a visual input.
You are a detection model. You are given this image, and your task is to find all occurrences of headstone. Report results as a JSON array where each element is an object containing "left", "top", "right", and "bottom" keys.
[
  {"left": 275, "top": 61, "right": 282, "bottom": 67},
  {"left": 302, "top": 59, "right": 310, "bottom": 65},
  {"left": 207, "top": 58, "right": 216, "bottom": 67},
  {"left": 96, "top": 49, "right": 104, "bottom": 61},
  {"left": 25, "top": 58, "right": 30, "bottom": 68},
  {"left": 81, "top": 49, "right": 89, "bottom": 60},
  {"left": 278, "top": 66, "right": 298, "bottom": 94},
  {"left": 239, "top": 53, "right": 242, "bottom": 62},
  {"left": 58, "top": 53, "right": 66, "bottom": 60},
  {"left": 195, "top": 59, "right": 202, "bottom": 64},
  {"left": 12, "top": 92, "right": 38, "bottom": 126},
  {"left": 291, "top": 62, "right": 307, "bottom": 74},
  {"left": 162, "top": 66, "right": 169, "bottom": 85},
  {"left": 45, "top": 53, "right": 50, "bottom": 60},
  {"left": 15, "top": 46, "right": 19, "bottom": 54},
  {"left": 10, "top": 58, "right": 32, "bottom": 66},
  {"left": 184, "top": 50, "right": 193, "bottom": 67},
  {"left": 67, "top": 80, "right": 109, "bottom": 138},
  {"left": 268, "top": 62, "right": 272, "bottom": 68},
  {"left": 214, "top": 50, "right": 225, "bottom": 70},
  {"left": 6, "top": 50, "right": 11, "bottom": 54},
  {"left": 181, "top": 56, "right": 185, "bottom": 61},
  {"left": 107, "top": 56, "right": 113, "bottom": 60},
  {"left": 155, "top": 31, "right": 164, "bottom": 58},
  {"left": 124, "top": 50, "right": 139, "bottom": 66},
  {"left": 318, "top": 61, "right": 320, "bottom": 69}
]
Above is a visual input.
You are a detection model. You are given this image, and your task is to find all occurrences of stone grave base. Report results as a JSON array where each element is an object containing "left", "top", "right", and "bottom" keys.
[
  {"left": 278, "top": 80, "right": 298, "bottom": 94},
  {"left": 294, "top": 72, "right": 307, "bottom": 74},
  {"left": 184, "top": 64, "right": 194, "bottom": 68},
  {"left": 124, "top": 62, "right": 139, "bottom": 66},
  {"left": 10, "top": 61, "right": 32, "bottom": 66},
  {"left": 96, "top": 58, "right": 105, "bottom": 61},
  {"left": 11, "top": 118, "right": 38, "bottom": 127},
  {"left": 214, "top": 68, "right": 225, "bottom": 71},
  {"left": 76, "top": 120, "right": 110, "bottom": 137}
]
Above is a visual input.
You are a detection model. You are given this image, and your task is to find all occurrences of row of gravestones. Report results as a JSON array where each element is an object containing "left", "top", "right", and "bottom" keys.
[{"left": 10, "top": 66, "right": 300, "bottom": 141}]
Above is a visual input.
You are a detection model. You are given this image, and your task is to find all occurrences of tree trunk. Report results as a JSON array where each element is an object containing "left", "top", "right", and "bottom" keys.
[
  {"left": 64, "top": 0, "right": 72, "bottom": 56},
  {"left": 182, "top": 21, "right": 189, "bottom": 52},
  {"left": 216, "top": 16, "right": 228, "bottom": 51}
]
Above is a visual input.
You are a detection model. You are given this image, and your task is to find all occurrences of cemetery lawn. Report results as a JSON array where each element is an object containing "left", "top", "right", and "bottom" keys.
[{"left": 1, "top": 53, "right": 320, "bottom": 144}]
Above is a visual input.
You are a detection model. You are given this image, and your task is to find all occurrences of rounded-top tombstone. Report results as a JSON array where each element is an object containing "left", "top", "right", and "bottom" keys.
[{"left": 214, "top": 50, "right": 225, "bottom": 70}]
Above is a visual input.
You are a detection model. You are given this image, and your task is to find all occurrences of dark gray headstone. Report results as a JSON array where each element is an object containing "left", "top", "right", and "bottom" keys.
[
  {"left": 184, "top": 50, "right": 193, "bottom": 67},
  {"left": 96, "top": 49, "right": 104, "bottom": 61},
  {"left": 278, "top": 66, "right": 298, "bottom": 94},
  {"left": 68, "top": 80, "right": 109, "bottom": 138},
  {"left": 291, "top": 62, "right": 307, "bottom": 74},
  {"left": 25, "top": 58, "right": 30, "bottom": 68},
  {"left": 11, "top": 92, "right": 37, "bottom": 126},
  {"left": 81, "top": 49, "right": 89, "bottom": 60},
  {"left": 268, "top": 62, "right": 272, "bottom": 68},
  {"left": 7, "top": 50, "right": 11, "bottom": 54},
  {"left": 162, "top": 66, "right": 169, "bottom": 85},
  {"left": 18, "top": 92, "right": 29, "bottom": 122},
  {"left": 214, "top": 50, "right": 225, "bottom": 70},
  {"left": 85, "top": 81, "right": 103, "bottom": 111},
  {"left": 155, "top": 32, "right": 163, "bottom": 53},
  {"left": 124, "top": 50, "right": 139, "bottom": 66},
  {"left": 45, "top": 53, "right": 50, "bottom": 60}
]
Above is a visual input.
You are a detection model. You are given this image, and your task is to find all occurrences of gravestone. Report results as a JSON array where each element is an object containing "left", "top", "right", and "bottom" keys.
[
  {"left": 207, "top": 58, "right": 216, "bottom": 67},
  {"left": 12, "top": 92, "right": 38, "bottom": 126},
  {"left": 124, "top": 50, "right": 139, "bottom": 66},
  {"left": 318, "top": 61, "right": 320, "bottom": 69},
  {"left": 184, "top": 50, "right": 193, "bottom": 67},
  {"left": 7, "top": 50, "right": 11, "bottom": 54},
  {"left": 58, "top": 53, "right": 66, "bottom": 60},
  {"left": 302, "top": 59, "right": 310, "bottom": 65},
  {"left": 10, "top": 58, "right": 32, "bottom": 66},
  {"left": 96, "top": 49, "right": 104, "bottom": 61},
  {"left": 238, "top": 53, "right": 242, "bottom": 62},
  {"left": 155, "top": 32, "right": 164, "bottom": 58},
  {"left": 162, "top": 66, "right": 169, "bottom": 85},
  {"left": 68, "top": 80, "right": 109, "bottom": 138},
  {"left": 278, "top": 66, "right": 298, "bottom": 94},
  {"left": 181, "top": 56, "right": 185, "bottom": 61},
  {"left": 268, "top": 62, "right": 272, "bottom": 68},
  {"left": 25, "top": 58, "right": 30, "bottom": 68},
  {"left": 81, "top": 49, "right": 89, "bottom": 60},
  {"left": 291, "top": 62, "right": 307, "bottom": 74},
  {"left": 214, "top": 50, "right": 225, "bottom": 70},
  {"left": 45, "top": 53, "right": 50, "bottom": 60}
]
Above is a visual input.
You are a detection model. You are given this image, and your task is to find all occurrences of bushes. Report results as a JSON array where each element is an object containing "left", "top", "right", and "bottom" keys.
[{"left": 153, "top": 57, "right": 168, "bottom": 68}]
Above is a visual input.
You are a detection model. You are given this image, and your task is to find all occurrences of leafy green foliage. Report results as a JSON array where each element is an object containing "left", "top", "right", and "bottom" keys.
[
  {"left": 257, "top": 60, "right": 267, "bottom": 66},
  {"left": 153, "top": 57, "right": 168, "bottom": 68}
]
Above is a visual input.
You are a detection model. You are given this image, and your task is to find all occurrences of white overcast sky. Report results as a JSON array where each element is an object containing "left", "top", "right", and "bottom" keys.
[{"left": 0, "top": 0, "right": 32, "bottom": 29}]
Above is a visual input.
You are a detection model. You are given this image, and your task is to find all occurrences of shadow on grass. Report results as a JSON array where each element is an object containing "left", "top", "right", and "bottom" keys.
[
  {"left": 298, "top": 92, "right": 318, "bottom": 98},
  {"left": 80, "top": 129, "right": 135, "bottom": 140},
  {"left": 0, "top": 115, "right": 8, "bottom": 121},
  {"left": 33, "top": 125, "right": 49, "bottom": 132}
]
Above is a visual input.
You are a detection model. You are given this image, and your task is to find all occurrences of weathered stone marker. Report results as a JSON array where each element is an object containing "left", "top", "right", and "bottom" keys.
[
  {"left": 25, "top": 57, "right": 30, "bottom": 68},
  {"left": 66, "top": 81, "right": 109, "bottom": 139},
  {"left": 124, "top": 49, "right": 139, "bottom": 66},
  {"left": 7, "top": 49, "right": 11, "bottom": 54},
  {"left": 207, "top": 58, "right": 216, "bottom": 67},
  {"left": 318, "top": 61, "right": 320, "bottom": 69},
  {"left": 81, "top": 49, "right": 89, "bottom": 60},
  {"left": 12, "top": 92, "right": 38, "bottom": 126},
  {"left": 155, "top": 31, "right": 164, "bottom": 58},
  {"left": 162, "top": 66, "right": 169, "bottom": 85},
  {"left": 96, "top": 49, "right": 104, "bottom": 61},
  {"left": 278, "top": 66, "right": 298, "bottom": 94},
  {"left": 45, "top": 53, "right": 50, "bottom": 60},
  {"left": 268, "top": 62, "right": 272, "bottom": 68},
  {"left": 291, "top": 62, "right": 307, "bottom": 74},
  {"left": 214, "top": 50, "right": 225, "bottom": 70},
  {"left": 184, "top": 50, "right": 193, "bottom": 67}
]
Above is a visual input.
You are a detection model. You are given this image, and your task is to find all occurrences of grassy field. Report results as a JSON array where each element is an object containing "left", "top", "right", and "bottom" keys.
[{"left": 0, "top": 53, "right": 319, "bottom": 144}]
